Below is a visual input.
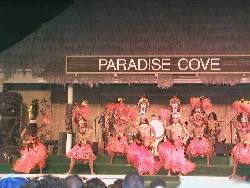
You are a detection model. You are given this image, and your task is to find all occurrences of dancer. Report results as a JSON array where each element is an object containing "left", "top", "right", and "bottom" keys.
[
  {"left": 186, "top": 97, "right": 211, "bottom": 166},
  {"left": 204, "top": 112, "right": 221, "bottom": 159},
  {"left": 66, "top": 117, "right": 96, "bottom": 174},
  {"left": 136, "top": 95, "right": 155, "bottom": 149},
  {"left": 105, "top": 97, "right": 136, "bottom": 165},
  {"left": 158, "top": 96, "right": 196, "bottom": 176},
  {"left": 231, "top": 99, "right": 250, "bottom": 175},
  {"left": 126, "top": 95, "right": 162, "bottom": 175},
  {"left": 127, "top": 117, "right": 162, "bottom": 175},
  {"left": 13, "top": 99, "right": 49, "bottom": 174},
  {"left": 106, "top": 118, "right": 129, "bottom": 165},
  {"left": 66, "top": 100, "right": 95, "bottom": 174}
]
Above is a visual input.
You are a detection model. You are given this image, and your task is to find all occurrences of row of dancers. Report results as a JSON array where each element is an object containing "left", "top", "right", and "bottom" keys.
[{"left": 12, "top": 96, "right": 250, "bottom": 177}]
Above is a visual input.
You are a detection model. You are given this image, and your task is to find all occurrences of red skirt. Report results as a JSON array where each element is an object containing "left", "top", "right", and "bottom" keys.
[
  {"left": 232, "top": 142, "right": 250, "bottom": 164},
  {"left": 13, "top": 142, "right": 48, "bottom": 174},
  {"left": 127, "top": 142, "right": 162, "bottom": 175},
  {"left": 106, "top": 135, "right": 128, "bottom": 154},
  {"left": 158, "top": 139, "right": 196, "bottom": 175},
  {"left": 186, "top": 136, "right": 210, "bottom": 157},
  {"left": 66, "top": 143, "right": 96, "bottom": 161}
]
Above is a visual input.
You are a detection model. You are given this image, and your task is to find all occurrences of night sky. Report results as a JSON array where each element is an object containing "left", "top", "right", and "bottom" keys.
[
  {"left": 0, "top": 0, "right": 72, "bottom": 53},
  {"left": 1, "top": 0, "right": 249, "bottom": 54}
]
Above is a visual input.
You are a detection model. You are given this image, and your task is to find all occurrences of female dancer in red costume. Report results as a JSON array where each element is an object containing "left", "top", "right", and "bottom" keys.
[
  {"left": 13, "top": 99, "right": 49, "bottom": 174},
  {"left": 66, "top": 117, "right": 96, "bottom": 174},
  {"left": 158, "top": 96, "right": 196, "bottom": 176},
  {"left": 106, "top": 118, "right": 129, "bottom": 165},
  {"left": 13, "top": 120, "right": 48, "bottom": 174},
  {"left": 105, "top": 97, "right": 136, "bottom": 165},
  {"left": 127, "top": 117, "right": 162, "bottom": 175},
  {"left": 186, "top": 97, "right": 211, "bottom": 166},
  {"left": 231, "top": 99, "right": 250, "bottom": 175}
]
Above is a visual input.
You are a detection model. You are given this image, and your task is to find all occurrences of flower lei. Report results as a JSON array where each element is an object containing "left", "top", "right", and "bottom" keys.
[
  {"left": 104, "top": 117, "right": 110, "bottom": 133},
  {"left": 170, "top": 95, "right": 180, "bottom": 113}
]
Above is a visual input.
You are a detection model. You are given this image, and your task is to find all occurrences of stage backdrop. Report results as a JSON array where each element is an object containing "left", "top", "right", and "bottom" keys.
[{"left": 7, "top": 83, "right": 249, "bottom": 148}]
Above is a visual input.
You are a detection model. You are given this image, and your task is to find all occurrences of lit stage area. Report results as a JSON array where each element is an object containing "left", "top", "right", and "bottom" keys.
[{"left": 1, "top": 154, "right": 250, "bottom": 187}]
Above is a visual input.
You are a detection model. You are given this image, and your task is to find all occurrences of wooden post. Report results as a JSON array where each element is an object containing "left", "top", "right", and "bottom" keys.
[
  {"left": 0, "top": 76, "right": 3, "bottom": 93},
  {"left": 66, "top": 83, "right": 73, "bottom": 153}
]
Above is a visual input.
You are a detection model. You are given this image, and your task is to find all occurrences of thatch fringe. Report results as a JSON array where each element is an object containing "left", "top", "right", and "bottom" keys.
[{"left": 1, "top": 1, "right": 250, "bottom": 87}]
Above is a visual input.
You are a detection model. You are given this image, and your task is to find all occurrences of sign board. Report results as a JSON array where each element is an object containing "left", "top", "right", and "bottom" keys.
[{"left": 66, "top": 55, "right": 250, "bottom": 75}]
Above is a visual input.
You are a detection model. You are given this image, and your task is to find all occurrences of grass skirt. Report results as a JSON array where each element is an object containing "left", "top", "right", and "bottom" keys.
[
  {"left": 13, "top": 141, "right": 48, "bottom": 174},
  {"left": 66, "top": 143, "right": 96, "bottom": 161},
  {"left": 127, "top": 142, "right": 162, "bottom": 175},
  {"left": 158, "top": 139, "right": 196, "bottom": 175},
  {"left": 186, "top": 136, "right": 210, "bottom": 157},
  {"left": 106, "top": 135, "right": 128, "bottom": 154},
  {"left": 232, "top": 142, "right": 250, "bottom": 164}
]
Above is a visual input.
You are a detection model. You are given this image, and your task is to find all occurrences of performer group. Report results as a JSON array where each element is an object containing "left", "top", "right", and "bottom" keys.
[{"left": 12, "top": 94, "right": 250, "bottom": 177}]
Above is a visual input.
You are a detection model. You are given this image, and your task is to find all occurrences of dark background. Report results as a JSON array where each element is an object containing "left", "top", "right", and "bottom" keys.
[{"left": 0, "top": 0, "right": 73, "bottom": 53}]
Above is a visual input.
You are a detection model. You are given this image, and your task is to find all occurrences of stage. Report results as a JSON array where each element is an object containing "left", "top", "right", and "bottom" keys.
[{"left": 1, "top": 154, "right": 250, "bottom": 187}]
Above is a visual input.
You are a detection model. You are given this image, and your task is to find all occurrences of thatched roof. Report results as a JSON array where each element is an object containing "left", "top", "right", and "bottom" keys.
[{"left": 0, "top": 0, "right": 250, "bottom": 88}]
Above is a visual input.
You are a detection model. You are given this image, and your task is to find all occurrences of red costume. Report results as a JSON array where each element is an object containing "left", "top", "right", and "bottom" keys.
[
  {"left": 232, "top": 141, "right": 250, "bottom": 164},
  {"left": 231, "top": 114, "right": 250, "bottom": 164},
  {"left": 186, "top": 135, "right": 210, "bottom": 157},
  {"left": 13, "top": 140, "right": 48, "bottom": 174},
  {"left": 66, "top": 139, "right": 96, "bottom": 162},
  {"left": 127, "top": 96, "right": 162, "bottom": 175},
  {"left": 127, "top": 142, "right": 162, "bottom": 175},
  {"left": 158, "top": 138, "right": 196, "bottom": 175},
  {"left": 106, "top": 133, "right": 128, "bottom": 154}
]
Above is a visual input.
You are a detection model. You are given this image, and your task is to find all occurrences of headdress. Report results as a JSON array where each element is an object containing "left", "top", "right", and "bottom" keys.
[
  {"left": 82, "top": 100, "right": 88, "bottom": 106},
  {"left": 232, "top": 98, "right": 250, "bottom": 116},
  {"left": 114, "top": 118, "right": 125, "bottom": 125},
  {"left": 28, "top": 98, "right": 39, "bottom": 120},
  {"left": 138, "top": 95, "right": 150, "bottom": 118},
  {"left": 170, "top": 96, "right": 181, "bottom": 122},
  {"left": 74, "top": 100, "right": 90, "bottom": 124},
  {"left": 105, "top": 97, "right": 136, "bottom": 125},
  {"left": 117, "top": 98, "right": 125, "bottom": 103},
  {"left": 106, "top": 97, "right": 125, "bottom": 116},
  {"left": 169, "top": 95, "right": 180, "bottom": 114},
  {"left": 190, "top": 96, "right": 212, "bottom": 114},
  {"left": 28, "top": 98, "right": 51, "bottom": 127}
]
